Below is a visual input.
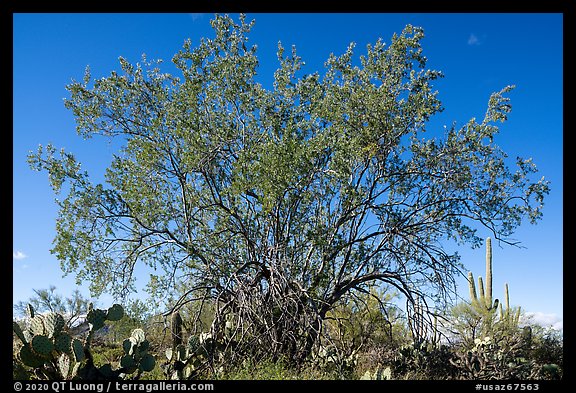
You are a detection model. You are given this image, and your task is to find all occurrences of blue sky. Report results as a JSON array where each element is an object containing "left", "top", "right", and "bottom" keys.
[{"left": 13, "top": 13, "right": 563, "bottom": 328}]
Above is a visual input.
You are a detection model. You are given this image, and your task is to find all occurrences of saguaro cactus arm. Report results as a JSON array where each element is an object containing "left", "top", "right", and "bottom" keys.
[
  {"left": 172, "top": 311, "right": 183, "bottom": 348},
  {"left": 468, "top": 272, "right": 478, "bottom": 302},
  {"left": 478, "top": 276, "right": 485, "bottom": 302},
  {"left": 504, "top": 283, "right": 510, "bottom": 311},
  {"left": 486, "top": 237, "right": 493, "bottom": 309}
]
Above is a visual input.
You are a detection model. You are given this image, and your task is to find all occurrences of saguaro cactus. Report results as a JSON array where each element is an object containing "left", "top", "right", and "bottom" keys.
[
  {"left": 465, "top": 237, "right": 522, "bottom": 341},
  {"left": 499, "top": 283, "right": 521, "bottom": 327},
  {"left": 468, "top": 237, "right": 499, "bottom": 312},
  {"left": 171, "top": 311, "right": 183, "bottom": 348}
]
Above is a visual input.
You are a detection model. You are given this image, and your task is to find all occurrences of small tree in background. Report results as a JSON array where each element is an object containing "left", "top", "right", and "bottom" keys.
[
  {"left": 14, "top": 286, "right": 91, "bottom": 329},
  {"left": 106, "top": 299, "right": 151, "bottom": 344}
]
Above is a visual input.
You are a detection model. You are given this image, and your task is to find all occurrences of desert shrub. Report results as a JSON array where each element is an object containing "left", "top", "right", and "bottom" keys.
[
  {"left": 523, "top": 325, "right": 563, "bottom": 379},
  {"left": 219, "top": 356, "right": 340, "bottom": 380},
  {"left": 392, "top": 342, "right": 459, "bottom": 380}
]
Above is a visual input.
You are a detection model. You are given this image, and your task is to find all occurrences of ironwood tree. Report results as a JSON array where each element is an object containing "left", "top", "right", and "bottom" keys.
[{"left": 28, "top": 14, "right": 549, "bottom": 363}]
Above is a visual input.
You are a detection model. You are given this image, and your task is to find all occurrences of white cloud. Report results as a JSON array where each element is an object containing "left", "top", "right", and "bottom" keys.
[
  {"left": 13, "top": 250, "right": 27, "bottom": 260},
  {"left": 523, "top": 311, "right": 563, "bottom": 331},
  {"left": 467, "top": 34, "right": 480, "bottom": 46}
]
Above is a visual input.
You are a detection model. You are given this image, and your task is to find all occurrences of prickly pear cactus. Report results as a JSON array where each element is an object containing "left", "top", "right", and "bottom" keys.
[
  {"left": 54, "top": 333, "right": 72, "bottom": 355},
  {"left": 31, "top": 335, "right": 54, "bottom": 356},
  {"left": 98, "top": 364, "right": 115, "bottom": 379},
  {"left": 175, "top": 344, "right": 187, "bottom": 362},
  {"left": 20, "top": 344, "right": 46, "bottom": 368},
  {"left": 13, "top": 321, "right": 27, "bottom": 344},
  {"left": 71, "top": 338, "right": 85, "bottom": 362},
  {"left": 87, "top": 308, "right": 107, "bottom": 331},
  {"left": 120, "top": 355, "right": 137, "bottom": 370},
  {"left": 165, "top": 347, "right": 174, "bottom": 362},
  {"left": 119, "top": 328, "right": 156, "bottom": 376},
  {"left": 13, "top": 302, "right": 153, "bottom": 380},
  {"left": 44, "top": 312, "right": 65, "bottom": 338},
  {"left": 26, "top": 304, "right": 35, "bottom": 319},
  {"left": 123, "top": 338, "right": 134, "bottom": 356},
  {"left": 131, "top": 328, "right": 146, "bottom": 344},
  {"left": 376, "top": 366, "right": 392, "bottom": 380},
  {"left": 30, "top": 315, "right": 45, "bottom": 336},
  {"left": 106, "top": 304, "right": 124, "bottom": 321},
  {"left": 57, "top": 353, "right": 71, "bottom": 379},
  {"left": 163, "top": 331, "right": 215, "bottom": 380},
  {"left": 139, "top": 354, "right": 156, "bottom": 372}
]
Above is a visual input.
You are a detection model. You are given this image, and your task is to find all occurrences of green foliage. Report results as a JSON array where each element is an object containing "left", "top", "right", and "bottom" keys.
[
  {"left": 218, "top": 357, "right": 338, "bottom": 380},
  {"left": 218, "top": 358, "right": 294, "bottom": 380},
  {"left": 28, "top": 15, "right": 549, "bottom": 359},
  {"left": 448, "top": 331, "right": 555, "bottom": 380},
  {"left": 319, "top": 286, "right": 408, "bottom": 378},
  {"left": 12, "top": 298, "right": 562, "bottom": 380},
  {"left": 448, "top": 244, "right": 562, "bottom": 381},
  {"left": 508, "top": 323, "right": 563, "bottom": 380},
  {"left": 311, "top": 345, "right": 358, "bottom": 378},
  {"left": 325, "top": 287, "right": 406, "bottom": 349},
  {"left": 106, "top": 298, "right": 150, "bottom": 343},
  {"left": 90, "top": 343, "right": 124, "bottom": 368},
  {"left": 27, "top": 13, "right": 550, "bottom": 365},
  {"left": 392, "top": 342, "right": 458, "bottom": 379}
]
